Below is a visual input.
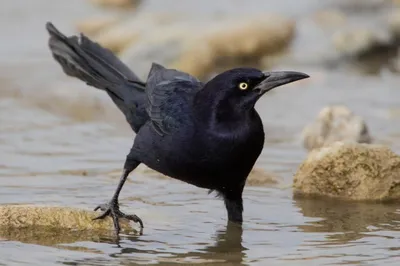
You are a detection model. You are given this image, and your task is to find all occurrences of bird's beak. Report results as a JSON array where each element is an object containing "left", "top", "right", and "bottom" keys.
[{"left": 255, "top": 71, "right": 309, "bottom": 94}]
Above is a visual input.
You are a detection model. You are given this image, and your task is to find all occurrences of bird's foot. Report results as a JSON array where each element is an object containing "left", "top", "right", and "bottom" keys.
[{"left": 93, "top": 199, "right": 144, "bottom": 235}]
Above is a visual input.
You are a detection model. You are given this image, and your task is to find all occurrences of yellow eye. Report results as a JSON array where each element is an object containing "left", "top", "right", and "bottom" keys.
[{"left": 238, "top": 82, "right": 248, "bottom": 90}]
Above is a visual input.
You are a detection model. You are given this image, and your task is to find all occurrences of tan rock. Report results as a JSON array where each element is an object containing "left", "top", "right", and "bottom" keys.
[
  {"left": 91, "top": 13, "right": 181, "bottom": 54},
  {"left": 312, "top": 10, "right": 347, "bottom": 28},
  {"left": 332, "top": 28, "right": 391, "bottom": 57},
  {"left": 136, "top": 165, "right": 280, "bottom": 187},
  {"left": 0, "top": 227, "right": 106, "bottom": 249},
  {"left": 121, "top": 23, "right": 201, "bottom": 79},
  {"left": 89, "top": 0, "right": 141, "bottom": 9},
  {"left": 92, "top": 26, "right": 140, "bottom": 54},
  {"left": 388, "top": 9, "right": 400, "bottom": 38},
  {"left": 171, "top": 15, "right": 295, "bottom": 79},
  {"left": 302, "top": 105, "right": 372, "bottom": 151},
  {"left": 122, "top": 14, "right": 295, "bottom": 80},
  {"left": 0, "top": 205, "right": 137, "bottom": 233},
  {"left": 246, "top": 168, "right": 280, "bottom": 187},
  {"left": 75, "top": 16, "right": 120, "bottom": 37},
  {"left": 323, "top": 3, "right": 399, "bottom": 73},
  {"left": 293, "top": 142, "right": 400, "bottom": 201},
  {"left": 334, "top": 0, "right": 389, "bottom": 11}
]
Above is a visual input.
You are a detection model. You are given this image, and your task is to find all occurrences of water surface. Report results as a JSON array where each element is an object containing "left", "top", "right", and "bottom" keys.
[{"left": 0, "top": 0, "right": 400, "bottom": 265}]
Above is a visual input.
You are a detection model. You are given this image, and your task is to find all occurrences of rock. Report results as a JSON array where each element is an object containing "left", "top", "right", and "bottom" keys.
[
  {"left": 137, "top": 165, "right": 280, "bottom": 187},
  {"left": 333, "top": 0, "right": 390, "bottom": 12},
  {"left": 90, "top": 13, "right": 181, "bottom": 54},
  {"left": 293, "top": 142, "right": 400, "bottom": 201},
  {"left": 0, "top": 227, "right": 107, "bottom": 249},
  {"left": 91, "top": 25, "right": 140, "bottom": 55},
  {"left": 89, "top": 0, "right": 142, "bottom": 9},
  {"left": 121, "top": 23, "right": 200, "bottom": 79},
  {"left": 170, "top": 15, "right": 295, "bottom": 79},
  {"left": 332, "top": 28, "right": 387, "bottom": 56},
  {"left": 332, "top": 28, "right": 391, "bottom": 57},
  {"left": 301, "top": 105, "right": 372, "bottom": 151},
  {"left": 75, "top": 16, "right": 120, "bottom": 37},
  {"left": 291, "top": 3, "right": 398, "bottom": 74},
  {"left": 0, "top": 205, "right": 137, "bottom": 233},
  {"left": 122, "top": 14, "right": 295, "bottom": 80},
  {"left": 311, "top": 9, "right": 347, "bottom": 28},
  {"left": 246, "top": 168, "right": 280, "bottom": 187},
  {"left": 327, "top": 3, "right": 400, "bottom": 73},
  {"left": 332, "top": 26, "right": 398, "bottom": 74},
  {"left": 388, "top": 9, "right": 400, "bottom": 39}
]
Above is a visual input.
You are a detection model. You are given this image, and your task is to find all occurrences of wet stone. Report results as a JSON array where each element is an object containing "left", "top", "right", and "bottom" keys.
[{"left": 293, "top": 142, "right": 400, "bottom": 201}]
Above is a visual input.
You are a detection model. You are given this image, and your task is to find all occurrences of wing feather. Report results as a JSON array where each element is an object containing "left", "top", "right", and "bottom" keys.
[{"left": 145, "top": 63, "right": 202, "bottom": 136}]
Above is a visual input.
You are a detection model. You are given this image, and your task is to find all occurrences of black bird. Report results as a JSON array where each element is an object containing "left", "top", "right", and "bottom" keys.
[{"left": 45, "top": 22, "right": 309, "bottom": 234}]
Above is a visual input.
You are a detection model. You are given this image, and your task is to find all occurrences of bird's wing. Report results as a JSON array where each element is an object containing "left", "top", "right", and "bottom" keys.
[
  {"left": 46, "top": 22, "right": 148, "bottom": 133},
  {"left": 145, "top": 63, "right": 202, "bottom": 136}
]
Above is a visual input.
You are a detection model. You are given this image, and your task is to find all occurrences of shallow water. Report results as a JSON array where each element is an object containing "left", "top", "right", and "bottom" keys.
[{"left": 1, "top": 0, "right": 400, "bottom": 265}]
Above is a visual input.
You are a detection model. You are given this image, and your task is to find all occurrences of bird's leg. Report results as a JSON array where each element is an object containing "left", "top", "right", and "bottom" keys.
[
  {"left": 223, "top": 192, "right": 243, "bottom": 224},
  {"left": 93, "top": 156, "right": 143, "bottom": 235}
]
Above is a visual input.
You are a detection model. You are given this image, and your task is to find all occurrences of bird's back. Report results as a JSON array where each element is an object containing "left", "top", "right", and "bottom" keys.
[{"left": 142, "top": 63, "right": 202, "bottom": 136}]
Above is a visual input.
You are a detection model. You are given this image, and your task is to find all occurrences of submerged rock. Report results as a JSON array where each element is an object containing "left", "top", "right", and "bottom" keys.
[
  {"left": 301, "top": 105, "right": 372, "bottom": 151},
  {"left": 0, "top": 226, "right": 107, "bottom": 249},
  {"left": 122, "top": 14, "right": 295, "bottom": 80},
  {"left": 293, "top": 142, "right": 400, "bottom": 201},
  {"left": 0, "top": 205, "right": 136, "bottom": 233}
]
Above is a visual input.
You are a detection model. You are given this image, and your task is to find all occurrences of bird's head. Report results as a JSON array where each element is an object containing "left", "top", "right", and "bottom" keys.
[
  {"left": 206, "top": 68, "right": 309, "bottom": 109},
  {"left": 194, "top": 67, "right": 309, "bottom": 126}
]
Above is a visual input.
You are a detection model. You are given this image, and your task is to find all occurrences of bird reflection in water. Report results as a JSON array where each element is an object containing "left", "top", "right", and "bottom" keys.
[{"left": 111, "top": 223, "right": 247, "bottom": 265}]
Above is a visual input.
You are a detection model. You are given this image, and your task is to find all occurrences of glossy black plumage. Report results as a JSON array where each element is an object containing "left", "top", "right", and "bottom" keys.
[{"left": 46, "top": 22, "right": 309, "bottom": 234}]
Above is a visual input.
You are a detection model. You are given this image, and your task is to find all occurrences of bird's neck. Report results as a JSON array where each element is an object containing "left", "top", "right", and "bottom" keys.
[{"left": 193, "top": 90, "right": 255, "bottom": 130}]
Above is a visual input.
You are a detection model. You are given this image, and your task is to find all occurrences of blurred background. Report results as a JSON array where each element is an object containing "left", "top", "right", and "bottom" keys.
[{"left": 1, "top": 0, "right": 400, "bottom": 265}]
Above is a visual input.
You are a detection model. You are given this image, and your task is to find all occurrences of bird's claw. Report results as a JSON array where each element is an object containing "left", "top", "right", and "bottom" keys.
[
  {"left": 93, "top": 200, "right": 144, "bottom": 235},
  {"left": 94, "top": 203, "right": 110, "bottom": 212}
]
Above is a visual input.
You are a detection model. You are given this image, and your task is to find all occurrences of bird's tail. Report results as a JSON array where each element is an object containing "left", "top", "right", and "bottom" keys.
[{"left": 45, "top": 22, "right": 145, "bottom": 100}]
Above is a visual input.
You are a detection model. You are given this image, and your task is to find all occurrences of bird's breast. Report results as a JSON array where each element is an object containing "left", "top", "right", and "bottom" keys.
[
  {"left": 169, "top": 128, "right": 263, "bottom": 187},
  {"left": 138, "top": 118, "right": 265, "bottom": 190}
]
